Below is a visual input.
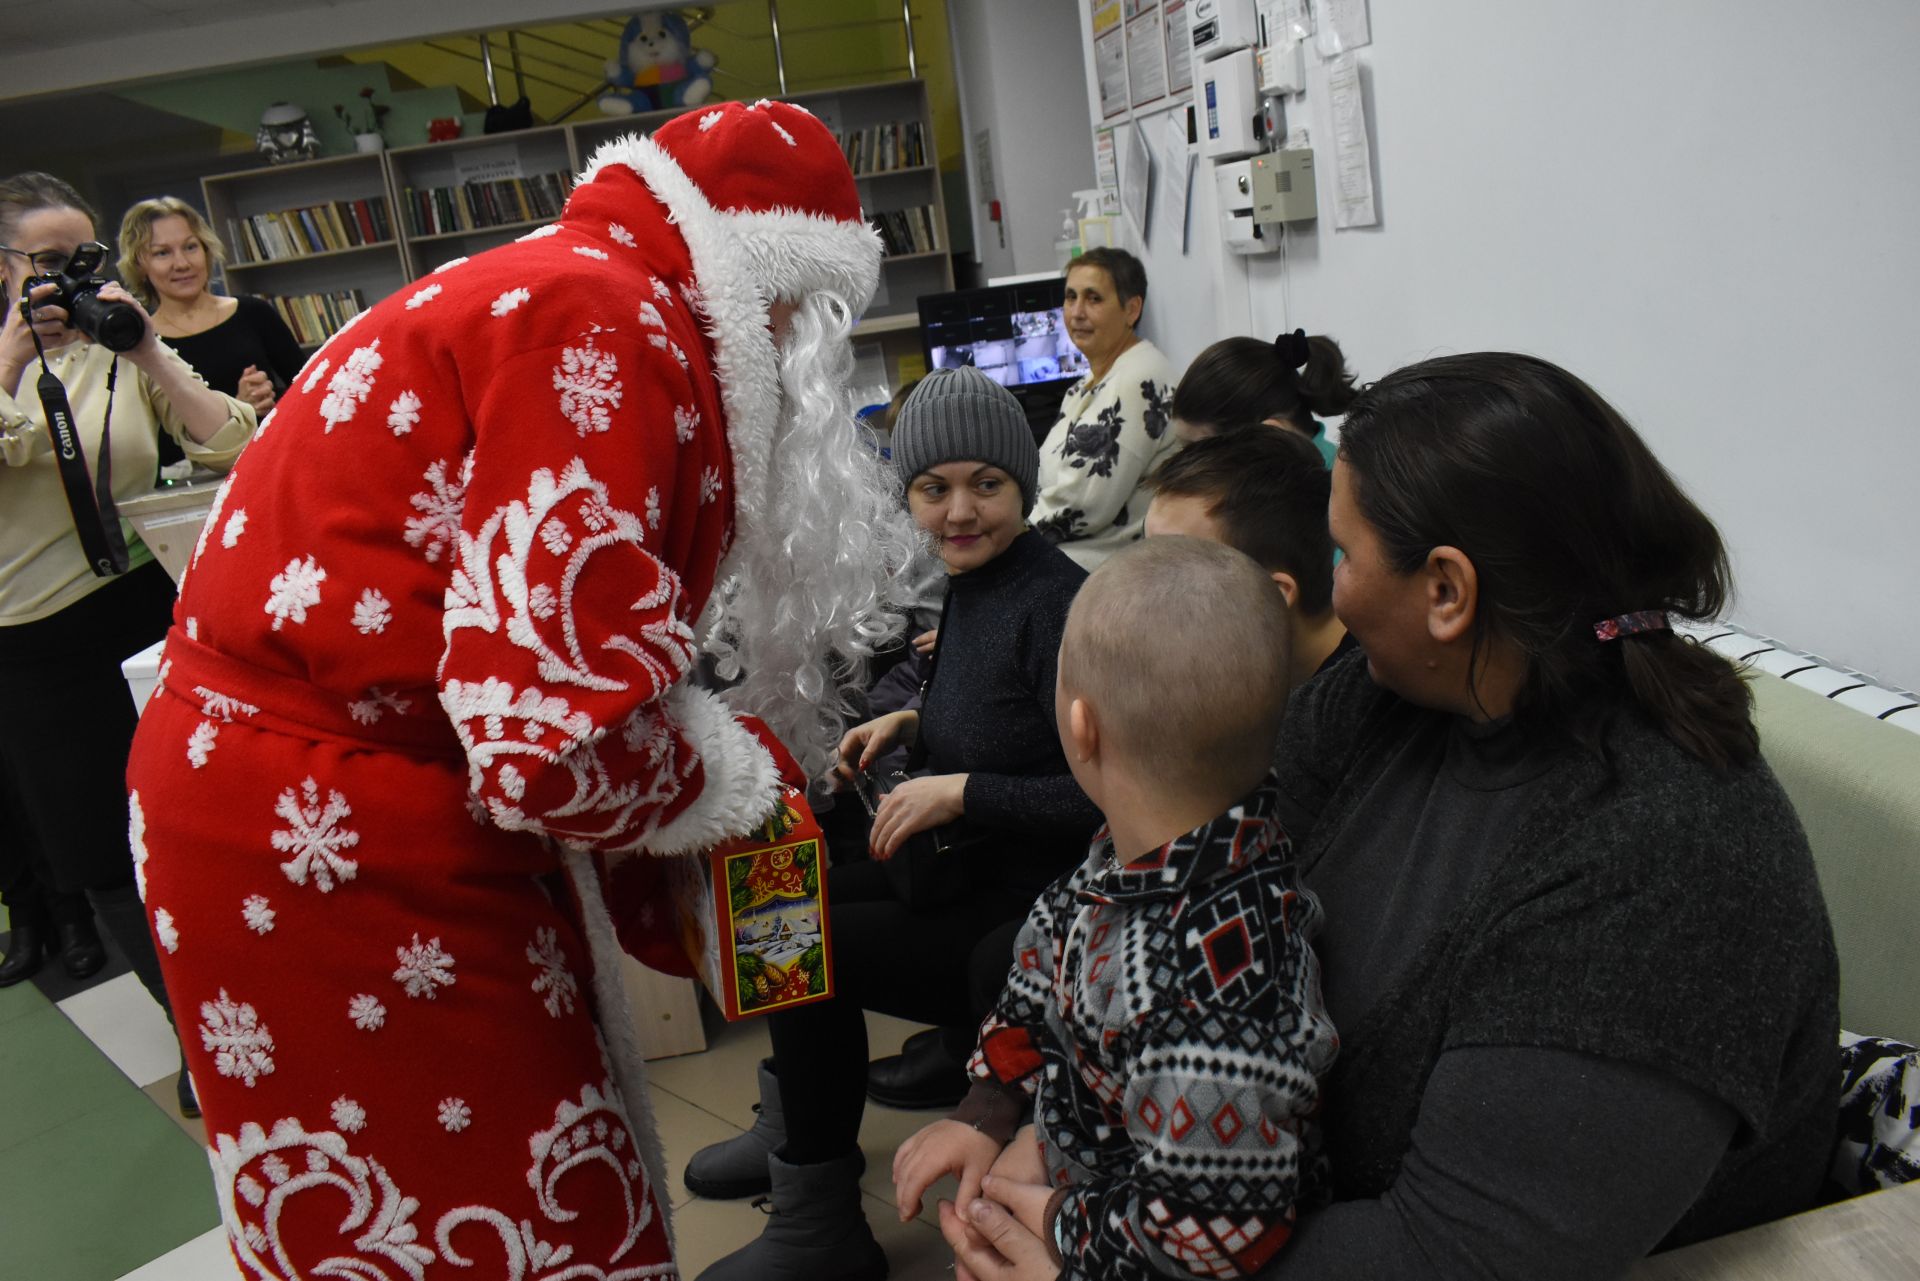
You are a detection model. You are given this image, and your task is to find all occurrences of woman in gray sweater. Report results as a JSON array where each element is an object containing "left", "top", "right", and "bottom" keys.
[{"left": 942, "top": 352, "right": 1838, "bottom": 1281}]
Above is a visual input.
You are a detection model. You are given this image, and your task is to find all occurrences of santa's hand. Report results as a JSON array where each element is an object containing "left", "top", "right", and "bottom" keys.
[
  {"left": 939, "top": 1177, "right": 1062, "bottom": 1281},
  {"left": 869, "top": 772, "right": 964, "bottom": 861}
]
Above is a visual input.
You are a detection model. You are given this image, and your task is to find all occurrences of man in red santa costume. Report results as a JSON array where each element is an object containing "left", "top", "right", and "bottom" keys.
[{"left": 126, "top": 99, "right": 913, "bottom": 1279}]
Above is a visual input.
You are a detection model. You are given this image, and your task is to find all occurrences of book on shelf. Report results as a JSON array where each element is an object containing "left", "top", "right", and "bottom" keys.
[
  {"left": 228, "top": 197, "right": 393, "bottom": 264},
  {"left": 833, "top": 120, "right": 928, "bottom": 176},
  {"left": 261, "top": 289, "right": 369, "bottom": 347},
  {"left": 866, "top": 206, "right": 941, "bottom": 258},
  {"left": 401, "top": 172, "right": 575, "bottom": 237}
]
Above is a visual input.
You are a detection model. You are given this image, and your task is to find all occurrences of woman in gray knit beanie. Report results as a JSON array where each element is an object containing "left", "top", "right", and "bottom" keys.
[{"left": 688, "top": 364, "right": 1097, "bottom": 1281}]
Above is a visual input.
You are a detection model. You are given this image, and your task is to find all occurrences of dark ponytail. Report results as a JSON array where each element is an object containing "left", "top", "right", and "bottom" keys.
[
  {"left": 1339, "top": 352, "right": 1758, "bottom": 772},
  {"left": 1171, "top": 331, "right": 1357, "bottom": 435}
]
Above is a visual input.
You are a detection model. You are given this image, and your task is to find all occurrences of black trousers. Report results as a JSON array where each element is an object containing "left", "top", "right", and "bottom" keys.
[
  {"left": 0, "top": 562, "right": 174, "bottom": 895},
  {"left": 769, "top": 858, "right": 1033, "bottom": 1163}
]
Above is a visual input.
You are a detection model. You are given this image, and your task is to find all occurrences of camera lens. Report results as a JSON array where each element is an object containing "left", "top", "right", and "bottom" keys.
[{"left": 68, "top": 287, "right": 144, "bottom": 353}]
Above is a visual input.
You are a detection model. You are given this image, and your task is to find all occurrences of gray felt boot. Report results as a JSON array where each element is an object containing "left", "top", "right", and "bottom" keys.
[
  {"left": 693, "top": 1149, "right": 887, "bottom": 1281},
  {"left": 684, "top": 1057, "right": 786, "bottom": 1200}
]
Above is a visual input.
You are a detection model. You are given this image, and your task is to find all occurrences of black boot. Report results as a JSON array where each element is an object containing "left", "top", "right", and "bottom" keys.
[
  {"left": 866, "top": 1026, "right": 970, "bottom": 1110},
  {"left": 176, "top": 1043, "right": 200, "bottom": 1119},
  {"left": 695, "top": 1150, "right": 887, "bottom": 1281},
  {"left": 0, "top": 913, "right": 47, "bottom": 987},
  {"left": 54, "top": 916, "right": 106, "bottom": 980}
]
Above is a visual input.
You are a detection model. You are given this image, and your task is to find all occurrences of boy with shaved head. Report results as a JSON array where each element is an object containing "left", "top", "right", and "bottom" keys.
[{"left": 895, "top": 537, "right": 1340, "bottom": 1281}]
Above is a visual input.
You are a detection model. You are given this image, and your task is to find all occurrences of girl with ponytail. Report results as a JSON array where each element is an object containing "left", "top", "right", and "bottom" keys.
[{"left": 1169, "top": 328, "right": 1357, "bottom": 465}]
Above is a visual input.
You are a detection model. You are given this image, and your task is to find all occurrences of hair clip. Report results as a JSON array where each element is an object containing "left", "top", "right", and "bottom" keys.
[
  {"left": 1274, "top": 328, "right": 1311, "bottom": 369},
  {"left": 1594, "top": 610, "right": 1670, "bottom": 642}
]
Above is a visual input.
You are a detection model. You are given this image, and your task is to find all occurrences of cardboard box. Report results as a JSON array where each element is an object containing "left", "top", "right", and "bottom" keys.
[
  {"left": 668, "top": 787, "right": 834, "bottom": 1019},
  {"left": 118, "top": 476, "right": 223, "bottom": 583}
]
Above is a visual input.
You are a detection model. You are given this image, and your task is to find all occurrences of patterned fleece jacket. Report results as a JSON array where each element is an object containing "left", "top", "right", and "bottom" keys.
[{"left": 959, "top": 776, "right": 1338, "bottom": 1281}]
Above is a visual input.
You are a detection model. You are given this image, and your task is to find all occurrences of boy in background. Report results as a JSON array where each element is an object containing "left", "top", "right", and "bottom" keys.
[{"left": 894, "top": 537, "right": 1339, "bottom": 1280}]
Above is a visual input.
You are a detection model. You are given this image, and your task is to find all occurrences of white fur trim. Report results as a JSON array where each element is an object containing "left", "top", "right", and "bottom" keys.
[
  {"left": 714, "top": 207, "right": 882, "bottom": 323},
  {"left": 640, "top": 683, "right": 780, "bottom": 856},
  {"left": 560, "top": 846, "right": 674, "bottom": 1260}
]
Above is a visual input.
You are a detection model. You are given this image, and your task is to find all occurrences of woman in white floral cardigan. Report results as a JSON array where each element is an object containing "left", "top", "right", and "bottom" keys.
[{"left": 1029, "top": 248, "right": 1181, "bottom": 569}]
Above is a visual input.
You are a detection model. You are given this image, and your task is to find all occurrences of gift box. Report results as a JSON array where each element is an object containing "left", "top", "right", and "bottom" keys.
[{"left": 667, "top": 786, "right": 834, "bottom": 1019}]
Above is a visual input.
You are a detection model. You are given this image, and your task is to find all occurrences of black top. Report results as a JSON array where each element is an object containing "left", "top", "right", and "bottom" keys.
[
  {"left": 919, "top": 530, "right": 1100, "bottom": 900},
  {"left": 160, "top": 295, "right": 304, "bottom": 400},
  {"left": 1265, "top": 649, "right": 1838, "bottom": 1277}
]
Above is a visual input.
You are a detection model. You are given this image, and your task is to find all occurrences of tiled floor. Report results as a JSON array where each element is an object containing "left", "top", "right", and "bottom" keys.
[{"left": 0, "top": 903, "right": 961, "bottom": 1280}]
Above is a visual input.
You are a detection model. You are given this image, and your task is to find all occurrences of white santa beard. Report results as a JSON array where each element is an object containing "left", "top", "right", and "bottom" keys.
[{"left": 703, "top": 292, "right": 917, "bottom": 780}]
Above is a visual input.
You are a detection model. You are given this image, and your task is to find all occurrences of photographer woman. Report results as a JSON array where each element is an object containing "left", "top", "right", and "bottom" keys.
[
  {"left": 0, "top": 171, "right": 256, "bottom": 1114},
  {"left": 688, "top": 367, "right": 1100, "bottom": 1281},
  {"left": 118, "top": 196, "right": 303, "bottom": 435}
]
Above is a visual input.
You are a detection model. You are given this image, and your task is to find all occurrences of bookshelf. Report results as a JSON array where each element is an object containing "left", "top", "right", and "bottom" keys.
[
  {"left": 201, "top": 80, "right": 952, "bottom": 364},
  {"left": 203, "top": 152, "right": 405, "bottom": 348}
]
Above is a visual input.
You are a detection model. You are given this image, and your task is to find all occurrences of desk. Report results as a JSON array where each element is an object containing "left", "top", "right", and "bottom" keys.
[{"left": 1627, "top": 1181, "right": 1920, "bottom": 1281}]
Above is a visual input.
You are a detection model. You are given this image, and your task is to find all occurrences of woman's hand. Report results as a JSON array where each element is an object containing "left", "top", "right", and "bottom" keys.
[
  {"left": 937, "top": 1175, "right": 1061, "bottom": 1281},
  {"left": 833, "top": 709, "right": 919, "bottom": 786},
  {"left": 869, "top": 772, "right": 966, "bottom": 861},
  {"left": 0, "top": 283, "right": 55, "bottom": 394},
  {"left": 913, "top": 627, "right": 939, "bottom": 656},
  {"left": 236, "top": 364, "right": 276, "bottom": 415}
]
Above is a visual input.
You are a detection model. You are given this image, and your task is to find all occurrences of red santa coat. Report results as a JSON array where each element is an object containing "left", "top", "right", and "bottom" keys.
[{"left": 126, "top": 143, "right": 820, "bottom": 1278}]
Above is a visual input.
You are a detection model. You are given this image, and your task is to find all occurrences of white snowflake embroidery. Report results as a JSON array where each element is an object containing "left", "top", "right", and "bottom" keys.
[
  {"left": 538, "top": 519, "right": 572, "bottom": 556},
  {"left": 498, "top": 763, "right": 527, "bottom": 801},
  {"left": 319, "top": 339, "right": 382, "bottom": 432},
  {"left": 490, "top": 287, "right": 531, "bottom": 317},
  {"left": 193, "top": 685, "right": 258, "bottom": 722},
  {"left": 405, "top": 283, "right": 442, "bottom": 309},
  {"left": 552, "top": 336, "right": 623, "bottom": 436},
  {"left": 393, "top": 933, "right": 456, "bottom": 999},
  {"left": 698, "top": 109, "right": 724, "bottom": 131},
  {"left": 647, "top": 333, "right": 669, "bottom": 352},
  {"left": 347, "top": 688, "right": 413, "bottom": 726},
  {"left": 526, "top": 927, "right": 579, "bottom": 1018},
  {"left": 404, "top": 457, "right": 467, "bottom": 564},
  {"left": 770, "top": 120, "right": 796, "bottom": 146},
  {"left": 351, "top": 588, "right": 391, "bottom": 636},
  {"left": 387, "top": 390, "right": 422, "bottom": 436},
  {"left": 644, "top": 487, "right": 661, "bottom": 529},
  {"left": 301, "top": 358, "right": 331, "bottom": 393},
  {"left": 271, "top": 777, "right": 361, "bottom": 892},
  {"left": 651, "top": 276, "right": 674, "bottom": 305},
  {"left": 572, "top": 245, "right": 609, "bottom": 261},
  {"left": 674, "top": 403, "right": 699, "bottom": 443},
  {"left": 437, "top": 1098, "right": 472, "bottom": 1133},
  {"left": 607, "top": 221, "right": 635, "bottom": 247},
  {"left": 517, "top": 224, "right": 562, "bottom": 241},
  {"left": 638, "top": 302, "right": 666, "bottom": 330},
  {"left": 129, "top": 791, "right": 150, "bottom": 900},
  {"left": 433, "top": 255, "right": 469, "bottom": 274},
  {"left": 154, "top": 906, "right": 179, "bottom": 954},
  {"left": 331, "top": 1096, "right": 368, "bottom": 1133},
  {"left": 700, "top": 465, "right": 724, "bottom": 505},
  {"left": 242, "top": 895, "right": 276, "bottom": 935},
  {"left": 200, "top": 989, "right": 274, "bottom": 1087},
  {"left": 669, "top": 340, "right": 688, "bottom": 370},
  {"left": 264, "top": 556, "right": 326, "bottom": 631},
  {"left": 187, "top": 720, "right": 218, "bottom": 768},
  {"left": 186, "top": 617, "right": 199, "bottom": 640},
  {"left": 527, "top": 584, "right": 557, "bottom": 620},
  {"left": 222, "top": 509, "right": 248, "bottom": 548},
  {"left": 348, "top": 994, "right": 386, "bottom": 1030}
]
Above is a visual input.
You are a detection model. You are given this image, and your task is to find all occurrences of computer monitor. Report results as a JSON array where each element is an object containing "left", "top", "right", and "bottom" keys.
[{"left": 918, "top": 279, "right": 1088, "bottom": 400}]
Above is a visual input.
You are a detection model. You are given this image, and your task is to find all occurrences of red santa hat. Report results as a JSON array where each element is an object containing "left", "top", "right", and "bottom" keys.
[{"left": 580, "top": 98, "right": 881, "bottom": 310}]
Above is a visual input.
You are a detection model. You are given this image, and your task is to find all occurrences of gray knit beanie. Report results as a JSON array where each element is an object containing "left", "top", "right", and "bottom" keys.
[{"left": 892, "top": 366, "right": 1040, "bottom": 516}]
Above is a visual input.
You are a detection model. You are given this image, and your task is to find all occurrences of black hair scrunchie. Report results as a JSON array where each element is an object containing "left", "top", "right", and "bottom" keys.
[{"left": 1274, "top": 328, "right": 1311, "bottom": 369}]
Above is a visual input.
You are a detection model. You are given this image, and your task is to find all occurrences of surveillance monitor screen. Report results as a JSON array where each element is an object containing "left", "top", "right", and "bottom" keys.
[{"left": 918, "top": 280, "right": 1088, "bottom": 390}]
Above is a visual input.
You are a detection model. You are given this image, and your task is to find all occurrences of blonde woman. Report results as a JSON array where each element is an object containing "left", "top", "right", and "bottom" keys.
[{"left": 117, "top": 196, "right": 301, "bottom": 426}]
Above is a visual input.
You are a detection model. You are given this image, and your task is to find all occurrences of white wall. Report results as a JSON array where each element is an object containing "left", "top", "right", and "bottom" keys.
[
  {"left": 950, "top": 0, "right": 1097, "bottom": 280},
  {"left": 1074, "top": 0, "right": 1920, "bottom": 690}
]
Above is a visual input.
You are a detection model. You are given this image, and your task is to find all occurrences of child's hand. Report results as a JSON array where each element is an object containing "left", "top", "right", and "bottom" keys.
[
  {"left": 893, "top": 1118, "right": 1003, "bottom": 1222},
  {"left": 987, "top": 1124, "right": 1046, "bottom": 1185}
]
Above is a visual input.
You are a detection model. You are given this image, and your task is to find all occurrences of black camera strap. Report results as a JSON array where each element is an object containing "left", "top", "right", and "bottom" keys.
[{"left": 33, "top": 344, "right": 130, "bottom": 578}]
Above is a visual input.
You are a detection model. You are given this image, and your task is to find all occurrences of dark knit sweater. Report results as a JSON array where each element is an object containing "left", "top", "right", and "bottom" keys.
[
  {"left": 919, "top": 530, "right": 1100, "bottom": 899},
  {"left": 1272, "top": 649, "right": 1839, "bottom": 1258}
]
